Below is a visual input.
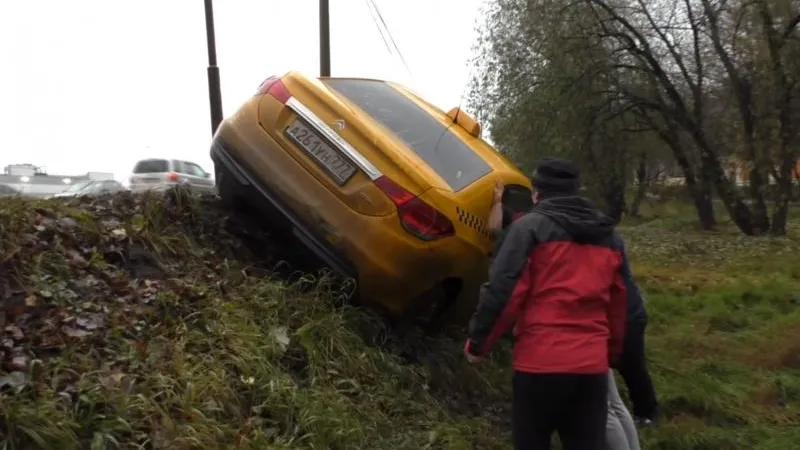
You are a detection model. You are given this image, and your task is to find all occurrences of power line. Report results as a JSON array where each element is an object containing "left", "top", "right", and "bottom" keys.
[
  {"left": 367, "top": 0, "right": 413, "bottom": 77},
  {"left": 363, "top": 0, "right": 394, "bottom": 56}
]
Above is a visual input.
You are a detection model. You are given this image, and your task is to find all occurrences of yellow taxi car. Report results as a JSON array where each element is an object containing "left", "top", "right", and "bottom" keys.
[{"left": 210, "top": 71, "right": 532, "bottom": 328}]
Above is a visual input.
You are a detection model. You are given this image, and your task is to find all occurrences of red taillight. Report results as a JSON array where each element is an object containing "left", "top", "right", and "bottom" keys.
[
  {"left": 256, "top": 76, "right": 291, "bottom": 104},
  {"left": 167, "top": 172, "right": 179, "bottom": 182},
  {"left": 374, "top": 176, "right": 454, "bottom": 241}
]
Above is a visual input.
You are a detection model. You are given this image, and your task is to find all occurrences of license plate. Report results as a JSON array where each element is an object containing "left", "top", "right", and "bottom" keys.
[{"left": 285, "top": 120, "right": 357, "bottom": 185}]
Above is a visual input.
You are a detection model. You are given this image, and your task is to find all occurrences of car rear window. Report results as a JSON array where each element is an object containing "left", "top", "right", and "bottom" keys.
[
  {"left": 323, "top": 79, "right": 491, "bottom": 192},
  {"left": 133, "top": 159, "right": 169, "bottom": 174}
]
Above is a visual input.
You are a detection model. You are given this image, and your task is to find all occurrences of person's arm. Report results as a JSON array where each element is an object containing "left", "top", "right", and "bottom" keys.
[
  {"left": 466, "top": 215, "right": 538, "bottom": 356},
  {"left": 488, "top": 181, "right": 508, "bottom": 234},
  {"left": 489, "top": 202, "right": 503, "bottom": 231},
  {"left": 608, "top": 236, "right": 629, "bottom": 365}
]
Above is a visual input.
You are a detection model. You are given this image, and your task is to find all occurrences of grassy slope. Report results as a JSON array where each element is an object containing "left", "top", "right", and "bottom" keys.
[{"left": 0, "top": 191, "right": 798, "bottom": 449}]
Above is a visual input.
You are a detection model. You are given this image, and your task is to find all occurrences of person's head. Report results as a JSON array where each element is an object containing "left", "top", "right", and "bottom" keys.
[{"left": 530, "top": 157, "right": 580, "bottom": 204}]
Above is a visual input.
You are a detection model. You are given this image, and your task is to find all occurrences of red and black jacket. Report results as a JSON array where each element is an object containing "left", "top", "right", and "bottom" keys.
[{"left": 466, "top": 196, "right": 628, "bottom": 374}]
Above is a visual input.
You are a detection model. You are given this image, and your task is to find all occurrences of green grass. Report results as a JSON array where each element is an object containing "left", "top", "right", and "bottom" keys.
[{"left": 0, "top": 189, "right": 798, "bottom": 449}]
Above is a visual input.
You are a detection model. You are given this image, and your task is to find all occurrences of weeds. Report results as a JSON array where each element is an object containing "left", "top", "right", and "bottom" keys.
[{"left": 0, "top": 189, "right": 797, "bottom": 449}]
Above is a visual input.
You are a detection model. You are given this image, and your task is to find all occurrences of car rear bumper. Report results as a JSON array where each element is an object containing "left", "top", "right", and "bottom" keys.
[
  {"left": 130, "top": 182, "right": 175, "bottom": 193},
  {"left": 210, "top": 137, "right": 357, "bottom": 280}
]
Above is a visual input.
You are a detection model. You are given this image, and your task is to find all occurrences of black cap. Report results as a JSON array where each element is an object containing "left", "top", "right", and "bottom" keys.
[{"left": 532, "top": 157, "right": 580, "bottom": 196}]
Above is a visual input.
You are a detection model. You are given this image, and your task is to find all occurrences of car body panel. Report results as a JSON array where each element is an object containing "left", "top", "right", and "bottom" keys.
[
  {"left": 213, "top": 71, "right": 532, "bottom": 319},
  {"left": 258, "top": 73, "right": 429, "bottom": 217},
  {"left": 130, "top": 159, "right": 214, "bottom": 193},
  {"left": 52, "top": 180, "right": 126, "bottom": 198}
]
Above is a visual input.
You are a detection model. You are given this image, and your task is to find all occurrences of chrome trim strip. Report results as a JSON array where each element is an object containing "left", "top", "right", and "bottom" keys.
[{"left": 285, "top": 97, "right": 382, "bottom": 180}]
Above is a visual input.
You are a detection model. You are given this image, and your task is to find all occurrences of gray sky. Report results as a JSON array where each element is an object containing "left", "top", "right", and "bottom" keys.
[{"left": 0, "top": 0, "right": 484, "bottom": 183}]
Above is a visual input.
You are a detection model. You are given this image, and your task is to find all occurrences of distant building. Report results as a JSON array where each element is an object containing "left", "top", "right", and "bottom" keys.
[
  {"left": 725, "top": 157, "right": 800, "bottom": 186},
  {"left": 0, "top": 164, "right": 116, "bottom": 198}
]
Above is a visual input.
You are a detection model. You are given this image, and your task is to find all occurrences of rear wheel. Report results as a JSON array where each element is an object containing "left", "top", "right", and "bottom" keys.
[
  {"left": 404, "top": 284, "right": 455, "bottom": 334},
  {"left": 214, "top": 165, "right": 238, "bottom": 210}
]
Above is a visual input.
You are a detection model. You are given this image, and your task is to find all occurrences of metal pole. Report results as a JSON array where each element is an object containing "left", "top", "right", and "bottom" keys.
[
  {"left": 204, "top": 0, "right": 224, "bottom": 136},
  {"left": 319, "top": 0, "right": 331, "bottom": 77}
]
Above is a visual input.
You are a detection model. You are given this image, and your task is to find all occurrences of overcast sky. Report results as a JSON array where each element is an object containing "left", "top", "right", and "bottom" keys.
[{"left": 0, "top": 1, "right": 485, "bottom": 183}]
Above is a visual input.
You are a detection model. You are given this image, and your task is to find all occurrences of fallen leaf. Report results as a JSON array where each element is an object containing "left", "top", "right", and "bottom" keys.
[
  {"left": 62, "top": 326, "right": 91, "bottom": 339},
  {"left": 270, "top": 327, "right": 291, "bottom": 353},
  {"left": 76, "top": 315, "right": 102, "bottom": 330},
  {"left": 0, "top": 371, "right": 28, "bottom": 393},
  {"left": 111, "top": 228, "right": 127, "bottom": 238},
  {"left": 4, "top": 325, "right": 24, "bottom": 340},
  {"left": 102, "top": 219, "right": 122, "bottom": 230},
  {"left": 100, "top": 371, "right": 126, "bottom": 389},
  {"left": 8, "top": 355, "right": 29, "bottom": 371},
  {"left": 24, "top": 295, "right": 37, "bottom": 307},
  {"left": 57, "top": 217, "right": 78, "bottom": 229},
  {"left": 67, "top": 250, "right": 89, "bottom": 268}
]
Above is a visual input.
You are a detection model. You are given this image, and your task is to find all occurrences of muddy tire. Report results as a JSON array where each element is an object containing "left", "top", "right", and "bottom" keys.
[
  {"left": 404, "top": 284, "right": 451, "bottom": 334},
  {"left": 214, "top": 166, "right": 237, "bottom": 210}
]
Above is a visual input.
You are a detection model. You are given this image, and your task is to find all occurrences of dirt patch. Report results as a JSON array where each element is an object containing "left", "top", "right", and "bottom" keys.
[{"left": 748, "top": 323, "right": 800, "bottom": 370}]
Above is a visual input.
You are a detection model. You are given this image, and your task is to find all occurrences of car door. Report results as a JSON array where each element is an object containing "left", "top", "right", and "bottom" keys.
[
  {"left": 105, "top": 180, "right": 125, "bottom": 193},
  {"left": 170, "top": 161, "right": 194, "bottom": 190},
  {"left": 96, "top": 180, "right": 121, "bottom": 195},
  {"left": 182, "top": 161, "right": 214, "bottom": 192}
]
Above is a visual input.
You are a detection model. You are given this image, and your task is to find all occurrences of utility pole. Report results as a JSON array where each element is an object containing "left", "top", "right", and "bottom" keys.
[
  {"left": 204, "top": 0, "right": 224, "bottom": 136},
  {"left": 319, "top": 0, "right": 331, "bottom": 77}
]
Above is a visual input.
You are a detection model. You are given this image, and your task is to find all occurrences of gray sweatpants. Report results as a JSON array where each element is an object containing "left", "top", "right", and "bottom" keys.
[{"left": 607, "top": 369, "right": 641, "bottom": 450}]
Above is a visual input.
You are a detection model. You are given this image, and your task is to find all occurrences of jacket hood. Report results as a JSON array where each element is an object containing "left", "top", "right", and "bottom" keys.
[{"left": 535, "top": 196, "right": 615, "bottom": 242}]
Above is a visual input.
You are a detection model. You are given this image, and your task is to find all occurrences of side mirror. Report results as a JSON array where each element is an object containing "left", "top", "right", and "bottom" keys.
[
  {"left": 446, "top": 107, "right": 481, "bottom": 138},
  {"left": 204, "top": 172, "right": 211, "bottom": 178}
]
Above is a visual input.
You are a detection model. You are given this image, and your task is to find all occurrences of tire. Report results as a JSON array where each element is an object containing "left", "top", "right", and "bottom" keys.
[
  {"left": 214, "top": 166, "right": 237, "bottom": 209},
  {"left": 405, "top": 284, "right": 451, "bottom": 334}
]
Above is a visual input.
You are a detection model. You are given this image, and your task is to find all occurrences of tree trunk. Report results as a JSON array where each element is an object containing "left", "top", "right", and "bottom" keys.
[
  {"left": 746, "top": 161, "right": 771, "bottom": 234},
  {"left": 690, "top": 133, "right": 756, "bottom": 235},
  {"left": 694, "top": 193, "right": 716, "bottom": 229},
  {"left": 629, "top": 153, "right": 648, "bottom": 217},
  {"left": 672, "top": 145, "right": 716, "bottom": 230},
  {"left": 643, "top": 109, "right": 719, "bottom": 229},
  {"left": 604, "top": 184, "right": 626, "bottom": 224},
  {"left": 794, "top": 166, "right": 800, "bottom": 201},
  {"left": 769, "top": 143, "right": 796, "bottom": 237}
]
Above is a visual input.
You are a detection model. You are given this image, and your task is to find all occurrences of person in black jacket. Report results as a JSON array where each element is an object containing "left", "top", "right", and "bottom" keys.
[{"left": 616, "top": 245, "right": 660, "bottom": 425}]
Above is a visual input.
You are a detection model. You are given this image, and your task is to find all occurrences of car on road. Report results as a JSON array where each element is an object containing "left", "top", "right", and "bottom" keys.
[
  {"left": 51, "top": 179, "right": 126, "bottom": 198},
  {"left": 0, "top": 184, "right": 20, "bottom": 197},
  {"left": 210, "top": 71, "right": 533, "bottom": 327},
  {"left": 129, "top": 158, "right": 215, "bottom": 194}
]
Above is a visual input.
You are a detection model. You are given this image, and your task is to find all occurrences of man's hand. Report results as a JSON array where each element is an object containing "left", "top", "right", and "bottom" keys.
[
  {"left": 493, "top": 181, "right": 504, "bottom": 204},
  {"left": 464, "top": 340, "right": 484, "bottom": 364},
  {"left": 465, "top": 351, "right": 484, "bottom": 364}
]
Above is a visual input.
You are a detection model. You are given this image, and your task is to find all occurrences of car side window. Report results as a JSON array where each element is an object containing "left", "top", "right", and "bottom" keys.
[
  {"left": 185, "top": 163, "right": 207, "bottom": 178},
  {"left": 174, "top": 161, "right": 190, "bottom": 175}
]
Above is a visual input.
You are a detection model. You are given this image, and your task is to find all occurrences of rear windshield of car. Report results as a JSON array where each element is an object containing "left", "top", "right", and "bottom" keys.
[
  {"left": 133, "top": 159, "right": 169, "bottom": 174},
  {"left": 323, "top": 79, "right": 491, "bottom": 192}
]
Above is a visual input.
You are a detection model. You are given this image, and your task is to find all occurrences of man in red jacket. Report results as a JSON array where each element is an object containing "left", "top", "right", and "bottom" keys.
[{"left": 465, "top": 158, "right": 628, "bottom": 450}]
